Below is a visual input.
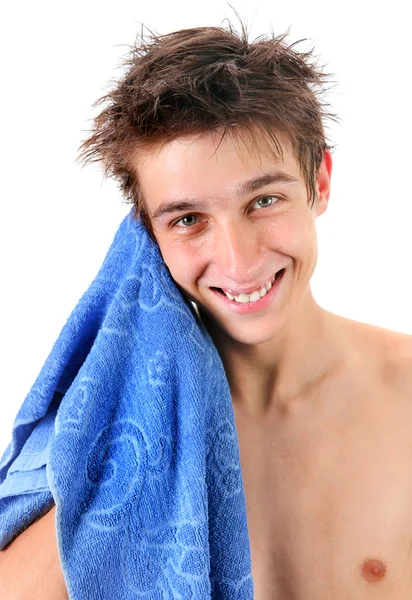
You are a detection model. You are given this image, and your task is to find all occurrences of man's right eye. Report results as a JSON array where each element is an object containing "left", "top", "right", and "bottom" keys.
[{"left": 173, "top": 214, "right": 199, "bottom": 228}]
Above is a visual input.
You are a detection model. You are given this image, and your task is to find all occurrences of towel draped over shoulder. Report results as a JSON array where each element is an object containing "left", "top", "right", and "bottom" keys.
[{"left": 0, "top": 212, "right": 254, "bottom": 599}]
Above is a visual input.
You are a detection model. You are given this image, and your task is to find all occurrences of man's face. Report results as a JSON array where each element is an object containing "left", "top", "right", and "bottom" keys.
[{"left": 137, "top": 130, "right": 331, "bottom": 346}]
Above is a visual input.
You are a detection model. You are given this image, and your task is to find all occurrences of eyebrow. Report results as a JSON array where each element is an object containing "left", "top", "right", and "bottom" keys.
[{"left": 150, "top": 171, "right": 299, "bottom": 221}]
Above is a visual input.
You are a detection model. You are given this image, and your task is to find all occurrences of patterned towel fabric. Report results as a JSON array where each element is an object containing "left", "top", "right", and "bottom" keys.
[{"left": 0, "top": 211, "right": 253, "bottom": 599}]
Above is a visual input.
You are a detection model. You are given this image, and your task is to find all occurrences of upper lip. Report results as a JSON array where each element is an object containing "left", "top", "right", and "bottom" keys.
[{"left": 215, "top": 271, "right": 281, "bottom": 296}]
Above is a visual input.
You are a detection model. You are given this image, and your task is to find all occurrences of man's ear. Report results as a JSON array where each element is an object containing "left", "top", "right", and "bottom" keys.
[{"left": 314, "top": 150, "right": 332, "bottom": 217}]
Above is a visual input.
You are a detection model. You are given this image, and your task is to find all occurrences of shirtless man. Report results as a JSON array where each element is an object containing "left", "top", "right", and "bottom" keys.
[
  {"left": 140, "top": 133, "right": 412, "bottom": 599},
  {"left": 2, "top": 22, "right": 412, "bottom": 600}
]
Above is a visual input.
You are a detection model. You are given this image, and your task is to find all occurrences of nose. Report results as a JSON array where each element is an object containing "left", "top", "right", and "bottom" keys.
[{"left": 211, "top": 220, "right": 264, "bottom": 284}]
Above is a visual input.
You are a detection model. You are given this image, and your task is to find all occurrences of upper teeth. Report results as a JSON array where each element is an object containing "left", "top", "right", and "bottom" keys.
[{"left": 223, "top": 277, "right": 275, "bottom": 303}]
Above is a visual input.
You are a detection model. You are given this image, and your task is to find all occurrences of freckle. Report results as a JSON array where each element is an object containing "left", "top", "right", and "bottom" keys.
[{"left": 361, "top": 558, "right": 387, "bottom": 583}]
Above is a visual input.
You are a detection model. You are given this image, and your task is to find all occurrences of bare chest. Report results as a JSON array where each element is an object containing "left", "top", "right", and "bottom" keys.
[{"left": 235, "top": 388, "right": 412, "bottom": 600}]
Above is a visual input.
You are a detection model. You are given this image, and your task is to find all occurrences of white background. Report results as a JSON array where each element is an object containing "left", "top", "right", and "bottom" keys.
[{"left": 1, "top": 0, "right": 411, "bottom": 450}]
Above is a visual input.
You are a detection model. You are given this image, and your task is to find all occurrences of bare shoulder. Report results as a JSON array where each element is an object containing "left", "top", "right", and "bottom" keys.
[
  {"left": 361, "top": 322, "right": 412, "bottom": 365},
  {"left": 341, "top": 315, "right": 412, "bottom": 392},
  {"left": 375, "top": 327, "right": 412, "bottom": 392},
  {"left": 0, "top": 504, "right": 69, "bottom": 599},
  {"left": 359, "top": 320, "right": 412, "bottom": 353}
]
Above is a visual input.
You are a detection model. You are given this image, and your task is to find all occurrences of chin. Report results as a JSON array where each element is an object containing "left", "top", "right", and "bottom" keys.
[
  {"left": 198, "top": 309, "right": 279, "bottom": 347},
  {"left": 224, "top": 327, "right": 279, "bottom": 346}
]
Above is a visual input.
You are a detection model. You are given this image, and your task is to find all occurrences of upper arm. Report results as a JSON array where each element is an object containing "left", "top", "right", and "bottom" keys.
[{"left": 0, "top": 504, "right": 69, "bottom": 599}]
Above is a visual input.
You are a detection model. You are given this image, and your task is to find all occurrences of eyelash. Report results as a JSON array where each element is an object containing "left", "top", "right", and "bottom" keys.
[{"left": 172, "top": 195, "right": 281, "bottom": 230}]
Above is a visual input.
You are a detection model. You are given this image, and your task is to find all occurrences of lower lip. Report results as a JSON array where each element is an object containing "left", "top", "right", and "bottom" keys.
[{"left": 210, "top": 270, "right": 285, "bottom": 314}]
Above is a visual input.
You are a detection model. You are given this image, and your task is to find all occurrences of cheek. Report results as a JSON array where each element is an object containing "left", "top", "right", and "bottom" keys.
[
  {"left": 266, "top": 214, "right": 317, "bottom": 259},
  {"left": 160, "top": 241, "right": 203, "bottom": 290}
]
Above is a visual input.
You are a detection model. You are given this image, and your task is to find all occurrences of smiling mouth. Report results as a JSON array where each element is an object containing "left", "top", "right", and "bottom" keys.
[{"left": 211, "top": 268, "right": 285, "bottom": 303}]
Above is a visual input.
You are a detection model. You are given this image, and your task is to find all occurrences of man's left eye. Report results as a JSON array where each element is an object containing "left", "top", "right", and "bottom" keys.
[{"left": 253, "top": 195, "right": 279, "bottom": 209}]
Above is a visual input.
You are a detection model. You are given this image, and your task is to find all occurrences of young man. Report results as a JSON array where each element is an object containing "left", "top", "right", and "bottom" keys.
[{"left": 2, "top": 22, "right": 412, "bottom": 600}]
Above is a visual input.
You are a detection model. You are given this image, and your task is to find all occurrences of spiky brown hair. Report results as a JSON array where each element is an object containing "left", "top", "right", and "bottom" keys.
[{"left": 77, "top": 19, "right": 335, "bottom": 238}]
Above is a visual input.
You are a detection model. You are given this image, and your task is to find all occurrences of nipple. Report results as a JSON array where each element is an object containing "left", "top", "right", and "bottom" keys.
[{"left": 360, "top": 558, "right": 387, "bottom": 583}]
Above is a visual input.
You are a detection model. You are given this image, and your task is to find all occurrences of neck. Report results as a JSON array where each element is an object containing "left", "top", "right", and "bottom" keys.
[{"left": 198, "top": 289, "right": 346, "bottom": 417}]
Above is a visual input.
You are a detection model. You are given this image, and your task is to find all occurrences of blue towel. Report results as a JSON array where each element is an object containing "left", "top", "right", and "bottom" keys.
[{"left": 0, "top": 211, "right": 254, "bottom": 599}]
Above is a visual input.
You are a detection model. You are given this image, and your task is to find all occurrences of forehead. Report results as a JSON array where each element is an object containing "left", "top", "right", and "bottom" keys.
[{"left": 135, "top": 128, "right": 302, "bottom": 208}]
